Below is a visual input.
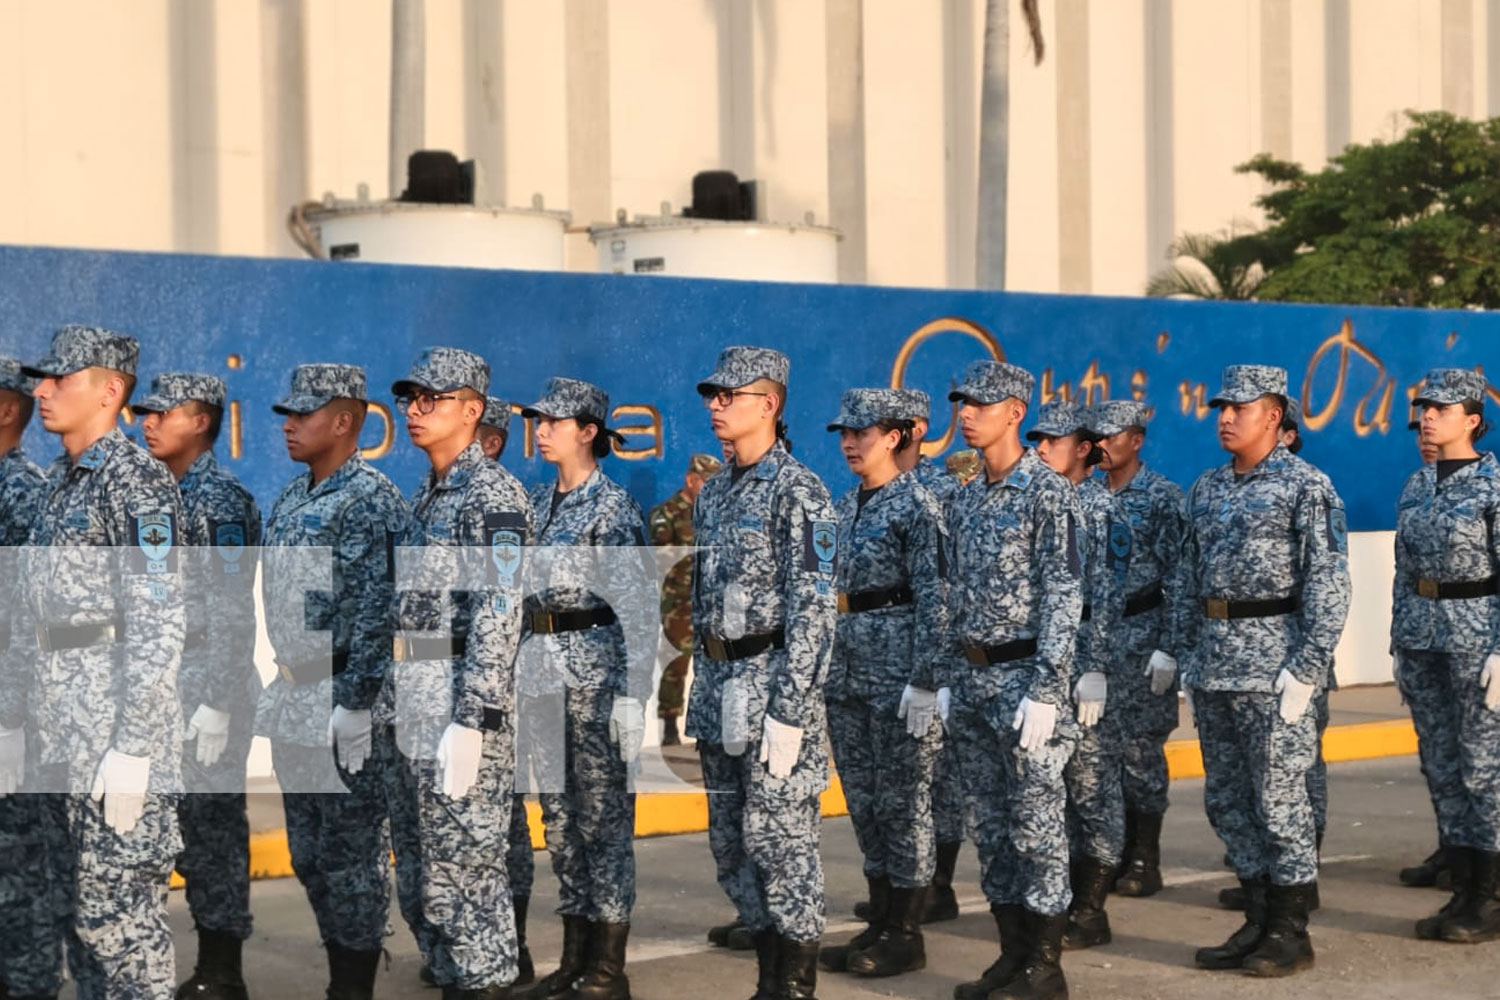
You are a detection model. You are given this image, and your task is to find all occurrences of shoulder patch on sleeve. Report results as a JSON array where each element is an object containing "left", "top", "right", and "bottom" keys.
[
  {"left": 804, "top": 517, "right": 838, "bottom": 574},
  {"left": 1326, "top": 506, "right": 1348, "bottom": 554},
  {"left": 484, "top": 510, "right": 527, "bottom": 586},
  {"left": 211, "top": 519, "right": 246, "bottom": 574},
  {"left": 130, "top": 512, "right": 178, "bottom": 574},
  {"left": 1065, "top": 511, "right": 1082, "bottom": 578}
]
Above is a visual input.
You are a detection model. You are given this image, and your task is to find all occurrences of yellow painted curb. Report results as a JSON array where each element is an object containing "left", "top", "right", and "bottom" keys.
[{"left": 218, "top": 719, "right": 1417, "bottom": 884}]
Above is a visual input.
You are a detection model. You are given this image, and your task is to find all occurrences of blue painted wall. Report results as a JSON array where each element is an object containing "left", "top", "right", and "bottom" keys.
[{"left": 1, "top": 245, "right": 1495, "bottom": 531}]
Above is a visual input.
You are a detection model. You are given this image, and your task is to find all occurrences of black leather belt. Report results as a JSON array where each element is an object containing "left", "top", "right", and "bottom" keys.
[
  {"left": 837, "top": 585, "right": 913, "bottom": 614},
  {"left": 183, "top": 629, "right": 207, "bottom": 652},
  {"left": 1415, "top": 575, "right": 1499, "bottom": 600},
  {"left": 1123, "top": 584, "right": 1165, "bottom": 617},
  {"left": 702, "top": 631, "right": 786, "bottom": 662},
  {"left": 963, "top": 637, "right": 1039, "bottom": 666},
  {"left": 392, "top": 634, "right": 467, "bottom": 661},
  {"left": 1080, "top": 605, "right": 1092, "bottom": 622},
  {"left": 35, "top": 618, "right": 124, "bottom": 653},
  {"left": 527, "top": 606, "right": 618, "bottom": 634},
  {"left": 1202, "top": 596, "right": 1300, "bottom": 621},
  {"left": 276, "top": 651, "right": 350, "bottom": 686}
]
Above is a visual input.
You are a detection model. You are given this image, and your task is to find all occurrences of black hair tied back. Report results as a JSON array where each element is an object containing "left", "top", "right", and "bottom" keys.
[{"left": 776, "top": 419, "right": 793, "bottom": 453}]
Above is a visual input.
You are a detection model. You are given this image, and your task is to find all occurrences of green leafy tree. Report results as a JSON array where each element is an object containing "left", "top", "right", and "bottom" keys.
[
  {"left": 1146, "top": 228, "right": 1266, "bottom": 300},
  {"left": 1158, "top": 111, "right": 1500, "bottom": 308}
]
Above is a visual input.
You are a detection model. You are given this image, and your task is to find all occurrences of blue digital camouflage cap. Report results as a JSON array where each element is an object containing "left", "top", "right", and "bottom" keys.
[
  {"left": 522, "top": 376, "right": 624, "bottom": 443},
  {"left": 23, "top": 324, "right": 139, "bottom": 379},
  {"left": 1087, "top": 399, "right": 1151, "bottom": 437},
  {"left": 947, "top": 360, "right": 1034, "bottom": 406},
  {"left": 1025, "top": 400, "right": 1090, "bottom": 441},
  {"left": 133, "top": 372, "right": 227, "bottom": 413},
  {"left": 697, "top": 346, "right": 791, "bottom": 393},
  {"left": 481, "top": 395, "right": 512, "bottom": 434},
  {"left": 391, "top": 346, "right": 489, "bottom": 398},
  {"left": 892, "top": 388, "right": 932, "bottom": 422},
  {"left": 826, "top": 388, "right": 907, "bottom": 431},
  {"left": 272, "top": 363, "right": 367, "bottom": 415},
  {"left": 0, "top": 356, "right": 37, "bottom": 395},
  {"left": 1415, "top": 367, "right": 1488, "bottom": 406},
  {"left": 1209, "top": 364, "right": 1288, "bottom": 407}
]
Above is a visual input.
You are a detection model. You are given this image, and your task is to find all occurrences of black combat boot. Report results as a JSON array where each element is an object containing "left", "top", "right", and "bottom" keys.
[
  {"left": 519, "top": 913, "right": 589, "bottom": 1000},
  {"left": 324, "top": 942, "right": 380, "bottom": 1000},
  {"left": 749, "top": 927, "right": 778, "bottom": 1000},
  {"left": 1417, "top": 845, "right": 1471, "bottom": 940},
  {"left": 1441, "top": 848, "right": 1500, "bottom": 943},
  {"left": 511, "top": 895, "right": 534, "bottom": 986},
  {"left": 954, "top": 903, "right": 1028, "bottom": 999},
  {"left": 1114, "top": 811, "right": 1163, "bottom": 897},
  {"left": 1111, "top": 812, "right": 1139, "bottom": 891},
  {"left": 1220, "top": 878, "right": 1321, "bottom": 913},
  {"left": 820, "top": 876, "right": 888, "bottom": 972},
  {"left": 176, "top": 927, "right": 250, "bottom": 1000},
  {"left": 572, "top": 922, "right": 630, "bottom": 999},
  {"left": 922, "top": 842, "right": 962, "bottom": 922},
  {"left": 1400, "top": 846, "right": 1450, "bottom": 888},
  {"left": 1242, "top": 883, "right": 1316, "bottom": 977},
  {"left": 1061, "top": 856, "right": 1113, "bottom": 950},
  {"left": 775, "top": 936, "right": 820, "bottom": 1000},
  {"left": 708, "top": 917, "right": 755, "bottom": 950},
  {"left": 1195, "top": 878, "right": 1268, "bottom": 969},
  {"left": 990, "top": 910, "right": 1068, "bottom": 1000},
  {"left": 847, "top": 884, "right": 926, "bottom": 977}
]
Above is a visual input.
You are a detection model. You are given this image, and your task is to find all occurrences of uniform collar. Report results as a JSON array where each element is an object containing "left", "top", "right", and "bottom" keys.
[
  {"left": 303, "top": 451, "right": 365, "bottom": 499},
  {"left": 1437, "top": 450, "right": 1499, "bottom": 485},
  {"left": 734, "top": 441, "right": 787, "bottom": 484},
  {"left": 181, "top": 449, "right": 218, "bottom": 488},
  {"left": 71, "top": 426, "right": 129, "bottom": 473},
  {"left": 1226, "top": 441, "right": 1290, "bottom": 480},
  {"left": 989, "top": 447, "right": 1042, "bottom": 490},
  {"left": 429, "top": 440, "right": 487, "bottom": 493}
]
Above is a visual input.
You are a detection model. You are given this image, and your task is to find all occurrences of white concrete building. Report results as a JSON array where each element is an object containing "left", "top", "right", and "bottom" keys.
[{"left": 1, "top": 0, "right": 1493, "bottom": 292}]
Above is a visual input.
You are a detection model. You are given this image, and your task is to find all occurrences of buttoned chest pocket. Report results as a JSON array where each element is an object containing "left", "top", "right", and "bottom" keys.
[
  {"left": 1439, "top": 498, "right": 1490, "bottom": 556},
  {"left": 727, "top": 515, "right": 775, "bottom": 581}
]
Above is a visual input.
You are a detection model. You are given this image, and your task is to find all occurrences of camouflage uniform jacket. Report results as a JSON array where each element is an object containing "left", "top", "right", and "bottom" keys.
[
  {"left": 1077, "top": 476, "right": 1131, "bottom": 680},
  {"left": 0, "top": 446, "right": 47, "bottom": 727},
  {"left": 1109, "top": 463, "right": 1189, "bottom": 658}
]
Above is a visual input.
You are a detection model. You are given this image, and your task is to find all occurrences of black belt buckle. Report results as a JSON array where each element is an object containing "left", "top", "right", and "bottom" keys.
[
  {"left": 35, "top": 621, "right": 118, "bottom": 653},
  {"left": 836, "top": 592, "right": 852, "bottom": 614}
]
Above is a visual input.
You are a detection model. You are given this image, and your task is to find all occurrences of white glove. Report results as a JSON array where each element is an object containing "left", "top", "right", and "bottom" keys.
[
  {"left": 1011, "top": 697, "right": 1058, "bottom": 754},
  {"left": 0, "top": 726, "right": 24, "bottom": 797},
  {"left": 936, "top": 687, "right": 953, "bottom": 727},
  {"left": 1273, "top": 668, "right": 1315, "bottom": 724},
  {"left": 608, "top": 695, "right": 646, "bottom": 764},
  {"left": 184, "top": 704, "right": 232, "bottom": 769},
  {"left": 897, "top": 684, "right": 938, "bottom": 738},
  {"left": 89, "top": 749, "right": 151, "bottom": 835},
  {"left": 758, "top": 715, "right": 804, "bottom": 779},
  {"left": 1074, "top": 671, "right": 1107, "bottom": 728},
  {"left": 436, "top": 723, "right": 484, "bottom": 799},
  {"left": 1481, "top": 654, "right": 1500, "bottom": 712},
  {"left": 327, "top": 706, "right": 372, "bottom": 775},
  {"left": 1146, "top": 650, "right": 1178, "bottom": 696}
]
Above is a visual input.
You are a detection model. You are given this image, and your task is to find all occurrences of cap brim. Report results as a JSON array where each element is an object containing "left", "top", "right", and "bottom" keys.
[
  {"left": 696, "top": 369, "right": 756, "bottom": 395},
  {"left": 20, "top": 357, "right": 76, "bottom": 379},
  {"left": 132, "top": 394, "right": 177, "bottom": 414},
  {"left": 826, "top": 412, "right": 870, "bottom": 432},
  {"left": 272, "top": 393, "right": 336, "bottom": 415},
  {"left": 1413, "top": 391, "right": 1464, "bottom": 407}
]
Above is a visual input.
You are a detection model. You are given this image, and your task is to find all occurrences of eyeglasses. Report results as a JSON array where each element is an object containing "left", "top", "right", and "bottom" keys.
[
  {"left": 700, "top": 389, "right": 771, "bottom": 410},
  {"left": 395, "top": 392, "right": 461, "bottom": 415}
]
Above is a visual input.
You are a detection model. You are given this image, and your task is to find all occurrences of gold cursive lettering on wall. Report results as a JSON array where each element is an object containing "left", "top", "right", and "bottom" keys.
[
  {"left": 1077, "top": 360, "right": 1110, "bottom": 405},
  {"left": 889, "top": 316, "right": 1005, "bottom": 456},
  {"left": 1040, "top": 369, "right": 1072, "bottom": 404},
  {"left": 229, "top": 400, "right": 243, "bottom": 459},
  {"left": 360, "top": 402, "right": 395, "bottom": 460},
  {"left": 611, "top": 404, "right": 663, "bottom": 460},
  {"left": 1131, "top": 370, "right": 1148, "bottom": 402},
  {"left": 1301, "top": 319, "right": 1394, "bottom": 436},
  {"left": 1179, "top": 381, "right": 1210, "bottom": 419}
]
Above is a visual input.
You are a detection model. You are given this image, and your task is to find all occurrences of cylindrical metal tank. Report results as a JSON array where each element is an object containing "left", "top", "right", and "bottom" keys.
[
  {"left": 294, "top": 200, "right": 570, "bottom": 270},
  {"left": 589, "top": 218, "right": 840, "bottom": 283}
]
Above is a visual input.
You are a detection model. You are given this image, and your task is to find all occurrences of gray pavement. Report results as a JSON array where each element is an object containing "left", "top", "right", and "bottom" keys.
[{"left": 138, "top": 753, "right": 1500, "bottom": 1000}]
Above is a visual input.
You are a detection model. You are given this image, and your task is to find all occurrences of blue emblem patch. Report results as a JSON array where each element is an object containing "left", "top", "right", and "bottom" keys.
[
  {"left": 1108, "top": 521, "right": 1132, "bottom": 568},
  {"left": 131, "top": 512, "right": 176, "bottom": 574},
  {"left": 214, "top": 520, "right": 245, "bottom": 574},
  {"left": 804, "top": 518, "right": 837, "bottom": 573},
  {"left": 1327, "top": 507, "right": 1348, "bottom": 554},
  {"left": 484, "top": 510, "right": 528, "bottom": 587}
]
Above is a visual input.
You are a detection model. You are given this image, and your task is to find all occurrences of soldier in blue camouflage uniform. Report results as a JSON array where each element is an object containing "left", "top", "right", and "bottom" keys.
[
  {"left": 691, "top": 346, "right": 837, "bottom": 1000},
  {"left": 891, "top": 387, "right": 968, "bottom": 926},
  {"left": 817, "top": 389, "right": 948, "bottom": 980},
  {"left": 10, "top": 326, "right": 187, "bottom": 1000},
  {"left": 380, "top": 348, "right": 533, "bottom": 999},
  {"left": 135, "top": 372, "right": 264, "bottom": 1000},
  {"left": 1030, "top": 402, "right": 1130, "bottom": 953},
  {"left": 944, "top": 361, "right": 1082, "bottom": 1000},
  {"left": 1181, "top": 365, "right": 1350, "bottom": 977},
  {"left": 1090, "top": 398, "right": 1190, "bottom": 898},
  {"left": 255, "top": 364, "right": 407, "bottom": 1000},
  {"left": 1393, "top": 367, "right": 1500, "bottom": 944},
  {"left": 515, "top": 377, "right": 654, "bottom": 1000},
  {"left": 0, "top": 356, "right": 61, "bottom": 1000}
]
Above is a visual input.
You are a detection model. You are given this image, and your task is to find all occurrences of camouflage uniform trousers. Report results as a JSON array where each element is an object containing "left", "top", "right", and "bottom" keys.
[
  {"left": 949, "top": 668, "right": 1078, "bottom": 917},
  {"left": 40, "top": 769, "right": 182, "bottom": 1000},
  {"left": 657, "top": 605, "right": 692, "bottom": 719},
  {"left": 1309, "top": 687, "right": 1330, "bottom": 838},
  {"left": 826, "top": 691, "right": 941, "bottom": 888},
  {"left": 1115, "top": 649, "right": 1178, "bottom": 815},
  {"left": 1397, "top": 649, "right": 1500, "bottom": 852},
  {"left": 271, "top": 740, "right": 392, "bottom": 951},
  {"left": 176, "top": 713, "right": 256, "bottom": 940},
  {"left": 1063, "top": 702, "right": 1126, "bottom": 867},
  {"left": 0, "top": 787, "right": 64, "bottom": 997},
  {"left": 404, "top": 729, "right": 520, "bottom": 989},
  {"left": 931, "top": 739, "right": 967, "bottom": 846},
  {"left": 382, "top": 723, "right": 440, "bottom": 967},
  {"left": 508, "top": 792, "right": 535, "bottom": 899},
  {"left": 1196, "top": 690, "right": 1319, "bottom": 885},
  {"left": 697, "top": 740, "right": 826, "bottom": 942},
  {"left": 518, "top": 686, "right": 637, "bottom": 923}
]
